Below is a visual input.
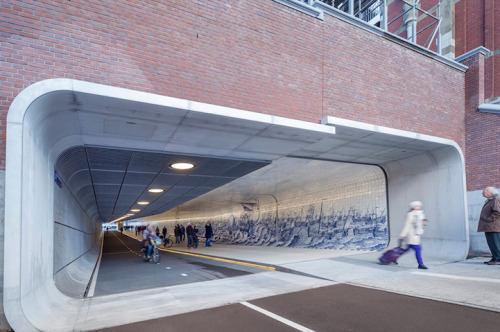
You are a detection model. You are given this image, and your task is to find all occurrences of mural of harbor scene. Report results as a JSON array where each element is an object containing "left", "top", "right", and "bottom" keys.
[{"left": 142, "top": 158, "right": 388, "bottom": 251}]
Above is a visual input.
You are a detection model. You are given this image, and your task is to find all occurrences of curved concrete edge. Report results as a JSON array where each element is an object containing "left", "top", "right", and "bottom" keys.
[
  {"left": 4, "top": 121, "right": 35, "bottom": 331},
  {"left": 54, "top": 246, "right": 101, "bottom": 299},
  {"left": 5, "top": 79, "right": 98, "bottom": 331},
  {"left": 21, "top": 280, "right": 84, "bottom": 332},
  {"left": 383, "top": 146, "right": 469, "bottom": 261},
  {"left": 5, "top": 79, "right": 469, "bottom": 330},
  {"left": 8, "top": 78, "right": 336, "bottom": 135},
  {"left": 324, "top": 116, "right": 469, "bottom": 261}
]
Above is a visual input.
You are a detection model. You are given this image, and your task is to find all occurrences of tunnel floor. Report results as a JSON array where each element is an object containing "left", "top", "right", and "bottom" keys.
[
  {"left": 50, "top": 231, "right": 500, "bottom": 331},
  {"left": 91, "top": 231, "right": 268, "bottom": 297}
]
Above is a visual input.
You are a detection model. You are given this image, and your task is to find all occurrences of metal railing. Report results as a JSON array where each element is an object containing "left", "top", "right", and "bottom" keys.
[{"left": 299, "top": 0, "right": 442, "bottom": 53}]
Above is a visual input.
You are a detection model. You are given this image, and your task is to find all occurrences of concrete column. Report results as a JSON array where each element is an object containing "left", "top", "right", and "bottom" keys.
[
  {"left": 439, "top": 0, "right": 455, "bottom": 59},
  {"left": 0, "top": 170, "right": 12, "bottom": 330}
]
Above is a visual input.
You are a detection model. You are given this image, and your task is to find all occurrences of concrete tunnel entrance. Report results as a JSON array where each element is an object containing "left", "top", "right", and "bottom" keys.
[{"left": 5, "top": 79, "right": 468, "bottom": 331}]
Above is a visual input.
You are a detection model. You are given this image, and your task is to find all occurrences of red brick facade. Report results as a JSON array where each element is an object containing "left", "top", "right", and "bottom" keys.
[
  {"left": 1, "top": 0, "right": 465, "bottom": 170},
  {"left": 456, "top": 0, "right": 499, "bottom": 101},
  {"left": 456, "top": 0, "right": 500, "bottom": 190}
]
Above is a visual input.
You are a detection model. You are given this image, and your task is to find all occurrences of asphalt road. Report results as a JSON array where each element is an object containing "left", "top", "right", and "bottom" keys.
[
  {"left": 92, "top": 232, "right": 500, "bottom": 331},
  {"left": 96, "top": 283, "right": 500, "bottom": 332},
  {"left": 92, "top": 232, "right": 266, "bottom": 296}
]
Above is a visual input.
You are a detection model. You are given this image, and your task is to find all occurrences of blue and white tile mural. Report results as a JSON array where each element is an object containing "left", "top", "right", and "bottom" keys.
[{"left": 142, "top": 158, "right": 388, "bottom": 251}]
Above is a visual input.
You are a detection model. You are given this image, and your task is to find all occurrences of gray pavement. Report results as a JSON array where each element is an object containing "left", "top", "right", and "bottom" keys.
[
  {"left": 81, "top": 231, "right": 500, "bottom": 331},
  {"left": 167, "top": 239, "right": 500, "bottom": 313}
]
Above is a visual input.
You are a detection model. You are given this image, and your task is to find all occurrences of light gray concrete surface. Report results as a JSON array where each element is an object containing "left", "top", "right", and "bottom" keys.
[{"left": 4, "top": 79, "right": 470, "bottom": 331}]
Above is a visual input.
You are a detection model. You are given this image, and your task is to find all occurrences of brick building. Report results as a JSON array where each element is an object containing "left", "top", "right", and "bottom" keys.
[{"left": 0, "top": 0, "right": 498, "bottom": 330}]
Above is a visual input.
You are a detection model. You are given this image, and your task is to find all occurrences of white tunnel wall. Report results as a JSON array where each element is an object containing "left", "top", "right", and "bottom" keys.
[
  {"left": 53, "top": 180, "right": 102, "bottom": 298},
  {"left": 383, "top": 146, "right": 468, "bottom": 261},
  {"left": 29, "top": 102, "right": 103, "bottom": 300},
  {"left": 5, "top": 86, "right": 104, "bottom": 330}
]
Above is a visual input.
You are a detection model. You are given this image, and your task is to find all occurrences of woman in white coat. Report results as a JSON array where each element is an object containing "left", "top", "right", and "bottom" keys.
[{"left": 399, "top": 201, "right": 428, "bottom": 269}]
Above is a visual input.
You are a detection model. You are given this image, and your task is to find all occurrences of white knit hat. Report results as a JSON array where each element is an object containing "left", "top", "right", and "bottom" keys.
[{"left": 409, "top": 201, "right": 422, "bottom": 209}]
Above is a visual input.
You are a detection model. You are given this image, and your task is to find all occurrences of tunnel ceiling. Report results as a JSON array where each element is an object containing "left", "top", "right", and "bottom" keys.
[
  {"left": 55, "top": 146, "right": 270, "bottom": 222},
  {"left": 20, "top": 82, "right": 458, "bottom": 226}
]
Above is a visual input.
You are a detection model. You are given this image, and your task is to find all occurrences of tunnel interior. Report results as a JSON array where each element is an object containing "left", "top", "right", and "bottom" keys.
[{"left": 139, "top": 156, "right": 388, "bottom": 250}]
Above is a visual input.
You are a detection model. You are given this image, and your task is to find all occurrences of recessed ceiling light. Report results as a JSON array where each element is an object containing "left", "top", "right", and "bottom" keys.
[
  {"left": 170, "top": 162, "right": 195, "bottom": 170},
  {"left": 137, "top": 201, "right": 150, "bottom": 205},
  {"left": 130, "top": 209, "right": 140, "bottom": 212},
  {"left": 126, "top": 213, "right": 134, "bottom": 216},
  {"left": 148, "top": 188, "right": 165, "bottom": 193}
]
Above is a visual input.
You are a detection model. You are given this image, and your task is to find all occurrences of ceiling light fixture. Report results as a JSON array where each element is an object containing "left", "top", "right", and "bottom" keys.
[
  {"left": 137, "top": 201, "right": 150, "bottom": 205},
  {"left": 130, "top": 209, "right": 140, "bottom": 212},
  {"left": 170, "top": 162, "right": 195, "bottom": 170},
  {"left": 148, "top": 188, "right": 165, "bottom": 193}
]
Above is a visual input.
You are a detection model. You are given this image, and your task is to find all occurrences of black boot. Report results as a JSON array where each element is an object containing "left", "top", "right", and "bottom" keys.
[{"left": 418, "top": 264, "right": 428, "bottom": 269}]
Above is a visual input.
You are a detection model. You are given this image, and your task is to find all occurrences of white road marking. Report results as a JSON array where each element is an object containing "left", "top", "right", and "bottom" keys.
[
  {"left": 240, "top": 301, "right": 315, "bottom": 332},
  {"left": 411, "top": 271, "right": 500, "bottom": 283},
  {"left": 181, "top": 273, "right": 188, "bottom": 276}
]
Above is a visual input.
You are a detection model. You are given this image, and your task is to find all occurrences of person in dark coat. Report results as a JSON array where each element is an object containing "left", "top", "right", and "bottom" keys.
[
  {"left": 174, "top": 225, "right": 180, "bottom": 243},
  {"left": 205, "top": 221, "right": 213, "bottom": 247},
  {"left": 186, "top": 223, "right": 194, "bottom": 249},
  {"left": 162, "top": 226, "right": 167, "bottom": 239},
  {"left": 180, "top": 224, "right": 185, "bottom": 242},
  {"left": 478, "top": 186, "right": 500, "bottom": 265}
]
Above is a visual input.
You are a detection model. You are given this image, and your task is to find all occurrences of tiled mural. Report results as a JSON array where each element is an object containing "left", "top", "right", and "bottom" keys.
[{"left": 144, "top": 158, "right": 388, "bottom": 251}]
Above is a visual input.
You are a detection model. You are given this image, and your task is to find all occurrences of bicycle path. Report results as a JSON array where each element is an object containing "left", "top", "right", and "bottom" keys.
[{"left": 91, "top": 232, "right": 267, "bottom": 296}]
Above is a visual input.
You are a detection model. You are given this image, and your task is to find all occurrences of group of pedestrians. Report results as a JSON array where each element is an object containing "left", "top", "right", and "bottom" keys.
[
  {"left": 174, "top": 224, "right": 185, "bottom": 243},
  {"left": 139, "top": 221, "right": 214, "bottom": 249},
  {"left": 396, "top": 185, "right": 500, "bottom": 269}
]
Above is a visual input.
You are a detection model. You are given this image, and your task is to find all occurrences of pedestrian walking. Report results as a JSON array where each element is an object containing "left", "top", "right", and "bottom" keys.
[
  {"left": 205, "top": 221, "right": 213, "bottom": 247},
  {"left": 398, "top": 201, "right": 428, "bottom": 269},
  {"left": 174, "top": 224, "right": 180, "bottom": 244},
  {"left": 162, "top": 226, "right": 167, "bottom": 239},
  {"left": 478, "top": 186, "right": 500, "bottom": 265},
  {"left": 180, "top": 224, "right": 185, "bottom": 242},
  {"left": 186, "top": 223, "right": 194, "bottom": 249}
]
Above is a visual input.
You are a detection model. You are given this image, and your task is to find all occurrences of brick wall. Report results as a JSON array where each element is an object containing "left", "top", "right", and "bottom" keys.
[
  {"left": 456, "top": 0, "right": 499, "bottom": 100},
  {"left": 484, "top": 0, "right": 499, "bottom": 100},
  {"left": 462, "top": 51, "right": 500, "bottom": 191},
  {"left": 1, "top": 0, "right": 465, "bottom": 170},
  {"left": 456, "top": 0, "right": 500, "bottom": 190}
]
